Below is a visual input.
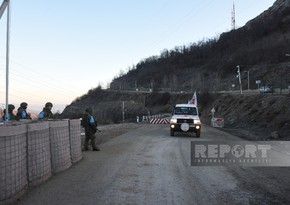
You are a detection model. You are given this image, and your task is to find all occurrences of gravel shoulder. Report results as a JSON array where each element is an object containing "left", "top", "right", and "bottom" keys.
[
  {"left": 81, "top": 123, "right": 144, "bottom": 148},
  {"left": 15, "top": 123, "right": 290, "bottom": 205},
  {"left": 96, "top": 123, "right": 144, "bottom": 144}
]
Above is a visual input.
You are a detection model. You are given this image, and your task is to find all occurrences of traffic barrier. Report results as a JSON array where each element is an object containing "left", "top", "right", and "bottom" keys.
[
  {"left": 142, "top": 115, "right": 161, "bottom": 121},
  {"left": 211, "top": 118, "right": 225, "bottom": 128},
  {"left": 150, "top": 118, "right": 169, "bottom": 124}
]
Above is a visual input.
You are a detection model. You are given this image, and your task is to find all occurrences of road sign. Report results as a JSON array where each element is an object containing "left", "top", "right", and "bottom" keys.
[{"left": 211, "top": 118, "right": 224, "bottom": 128}]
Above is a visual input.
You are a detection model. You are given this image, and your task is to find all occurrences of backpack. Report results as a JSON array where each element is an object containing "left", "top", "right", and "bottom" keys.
[
  {"left": 81, "top": 114, "right": 97, "bottom": 133},
  {"left": 89, "top": 115, "right": 97, "bottom": 134},
  {"left": 39, "top": 111, "right": 45, "bottom": 119}
]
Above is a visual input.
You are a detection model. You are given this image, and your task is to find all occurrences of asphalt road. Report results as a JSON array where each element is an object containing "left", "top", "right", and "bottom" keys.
[{"left": 15, "top": 124, "right": 290, "bottom": 205}]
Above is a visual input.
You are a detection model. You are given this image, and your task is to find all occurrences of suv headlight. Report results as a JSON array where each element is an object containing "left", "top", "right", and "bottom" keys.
[
  {"left": 194, "top": 119, "right": 201, "bottom": 124},
  {"left": 170, "top": 119, "right": 177, "bottom": 123}
]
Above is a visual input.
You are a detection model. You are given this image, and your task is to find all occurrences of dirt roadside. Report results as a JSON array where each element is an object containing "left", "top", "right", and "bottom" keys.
[
  {"left": 95, "top": 123, "right": 144, "bottom": 144},
  {"left": 81, "top": 123, "right": 145, "bottom": 149},
  {"left": 83, "top": 92, "right": 290, "bottom": 144},
  {"left": 14, "top": 123, "right": 290, "bottom": 205},
  {"left": 200, "top": 93, "right": 290, "bottom": 141}
]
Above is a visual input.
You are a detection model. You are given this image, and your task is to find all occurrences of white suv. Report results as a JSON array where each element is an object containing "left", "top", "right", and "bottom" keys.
[{"left": 170, "top": 104, "right": 201, "bottom": 137}]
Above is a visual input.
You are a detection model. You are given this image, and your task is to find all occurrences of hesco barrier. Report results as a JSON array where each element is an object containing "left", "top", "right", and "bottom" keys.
[
  {"left": 0, "top": 119, "right": 82, "bottom": 204},
  {"left": 69, "top": 119, "right": 82, "bottom": 163},
  {"left": 0, "top": 124, "right": 27, "bottom": 203},
  {"left": 49, "top": 120, "right": 72, "bottom": 174},
  {"left": 27, "top": 122, "right": 51, "bottom": 187}
]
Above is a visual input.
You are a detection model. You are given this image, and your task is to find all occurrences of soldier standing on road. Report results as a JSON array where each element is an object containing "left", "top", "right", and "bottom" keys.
[
  {"left": 81, "top": 108, "right": 100, "bottom": 151},
  {"left": 3, "top": 104, "right": 16, "bottom": 121},
  {"left": 39, "top": 102, "right": 54, "bottom": 119},
  {"left": 16, "top": 102, "right": 31, "bottom": 120}
]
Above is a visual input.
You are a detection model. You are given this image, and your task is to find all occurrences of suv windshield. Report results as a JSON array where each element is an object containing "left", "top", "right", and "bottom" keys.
[{"left": 174, "top": 107, "right": 197, "bottom": 115}]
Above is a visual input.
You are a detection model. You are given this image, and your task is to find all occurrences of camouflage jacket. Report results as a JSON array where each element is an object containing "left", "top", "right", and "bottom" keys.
[
  {"left": 16, "top": 107, "right": 31, "bottom": 120},
  {"left": 81, "top": 113, "right": 97, "bottom": 135},
  {"left": 39, "top": 107, "right": 54, "bottom": 119}
]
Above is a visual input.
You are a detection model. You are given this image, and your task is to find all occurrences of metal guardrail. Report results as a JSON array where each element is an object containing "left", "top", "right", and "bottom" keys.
[{"left": 218, "top": 89, "right": 290, "bottom": 95}]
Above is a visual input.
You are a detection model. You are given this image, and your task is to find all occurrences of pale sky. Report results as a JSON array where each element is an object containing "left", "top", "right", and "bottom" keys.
[{"left": 0, "top": 0, "right": 276, "bottom": 112}]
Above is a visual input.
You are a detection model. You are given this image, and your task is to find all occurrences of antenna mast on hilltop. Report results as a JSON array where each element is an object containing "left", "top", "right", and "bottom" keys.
[{"left": 231, "top": 1, "right": 236, "bottom": 30}]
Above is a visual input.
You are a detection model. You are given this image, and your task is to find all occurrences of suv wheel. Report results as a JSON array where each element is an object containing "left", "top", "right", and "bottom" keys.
[
  {"left": 170, "top": 129, "right": 175, "bottom": 136},
  {"left": 196, "top": 130, "right": 201, "bottom": 138}
]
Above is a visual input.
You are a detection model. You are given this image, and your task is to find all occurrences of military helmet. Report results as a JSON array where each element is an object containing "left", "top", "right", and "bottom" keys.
[
  {"left": 20, "top": 102, "right": 28, "bottom": 108},
  {"left": 45, "top": 102, "right": 53, "bottom": 108},
  {"left": 8, "top": 104, "right": 15, "bottom": 111},
  {"left": 85, "top": 108, "right": 92, "bottom": 114}
]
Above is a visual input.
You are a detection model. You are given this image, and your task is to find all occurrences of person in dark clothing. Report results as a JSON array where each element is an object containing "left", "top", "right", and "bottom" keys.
[
  {"left": 39, "top": 102, "right": 54, "bottom": 119},
  {"left": 16, "top": 102, "right": 31, "bottom": 120},
  {"left": 3, "top": 104, "right": 16, "bottom": 121},
  {"left": 81, "top": 108, "right": 100, "bottom": 151}
]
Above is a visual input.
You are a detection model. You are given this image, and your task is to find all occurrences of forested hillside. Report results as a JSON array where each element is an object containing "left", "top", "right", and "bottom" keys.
[
  {"left": 61, "top": 0, "right": 290, "bottom": 129},
  {"left": 110, "top": 0, "right": 290, "bottom": 92}
]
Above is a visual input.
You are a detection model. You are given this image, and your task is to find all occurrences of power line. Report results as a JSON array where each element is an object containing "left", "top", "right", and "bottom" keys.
[
  {"left": 139, "top": 0, "right": 175, "bottom": 29},
  {"left": 0, "top": 59, "right": 82, "bottom": 100},
  {"left": 146, "top": 0, "right": 214, "bottom": 53},
  {"left": 0, "top": 57, "right": 81, "bottom": 94},
  {"left": 0, "top": 67, "right": 79, "bottom": 100}
]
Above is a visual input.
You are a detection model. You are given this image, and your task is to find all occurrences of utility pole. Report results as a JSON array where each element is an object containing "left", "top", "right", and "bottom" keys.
[
  {"left": 1, "top": 0, "right": 11, "bottom": 121},
  {"left": 280, "top": 71, "right": 283, "bottom": 95},
  {"left": 237, "top": 65, "right": 243, "bottom": 94},
  {"left": 135, "top": 80, "right": 138, "bottom": 91},
  {"left": 0, "top": 0, "right": 9, "bottom": 19},
  {"left": 285, "top": 54, "right": 290, "bottom": 94},
  {"left": 122, "top": 101, "right": 125, "bottom": 123},
  {"left": 247, "top": 70, "right": 249, "bottom": 90},
  {"left": 244, "top": 70, "right": 250, "bottom": 90},
  {"left": 149, "top": 80, "right": 153, "bottom": 92}
]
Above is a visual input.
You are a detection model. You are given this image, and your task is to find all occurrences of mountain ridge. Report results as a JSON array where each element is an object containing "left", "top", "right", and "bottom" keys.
[
  {"left": 61, "top": 0, "right": 290, "bottom": 129},
  {"left": 109, "top": 0, "right": 290, "bottom": 93}
]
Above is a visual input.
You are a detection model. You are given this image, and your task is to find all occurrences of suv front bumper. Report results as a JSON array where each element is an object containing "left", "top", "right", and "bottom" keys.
[{"left": 170, "top": 123, "right": 201, "bottom": 132}]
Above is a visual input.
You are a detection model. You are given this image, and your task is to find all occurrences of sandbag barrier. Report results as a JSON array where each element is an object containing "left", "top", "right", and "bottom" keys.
[{"left": 0, "top": 119, "right": 82, "bottom": 204}]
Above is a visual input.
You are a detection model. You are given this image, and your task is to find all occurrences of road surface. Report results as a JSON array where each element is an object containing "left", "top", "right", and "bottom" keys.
[{"left": 15, "top": 124, "right": 290, "bottom": 205}]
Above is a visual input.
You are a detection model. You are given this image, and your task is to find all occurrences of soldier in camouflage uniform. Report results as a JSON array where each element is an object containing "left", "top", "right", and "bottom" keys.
[
  {"left": 16, "top": 102, "right": 31, "bottom": 120},
  {"left": 39, "top": 102, "right": 54, "bottom": 119},
  {"left": 3, "top": 104, "right": 16, "bottom": 121},
  {"left": 81, "top": 108, "right": 100, "bottom": 151}
]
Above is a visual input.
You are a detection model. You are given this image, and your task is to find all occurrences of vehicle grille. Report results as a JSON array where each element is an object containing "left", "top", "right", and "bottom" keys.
[{"left": 177, "top": 119, "right": 193, "bottom": 123}]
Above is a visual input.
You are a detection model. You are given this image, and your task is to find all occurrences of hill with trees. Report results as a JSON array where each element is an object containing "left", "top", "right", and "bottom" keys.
[
  {"left": 110, "top": 0, "right": 290, "bottom": 93},
  {"left": 61, "top": 0, "right": 290, "bottom": 137}
]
